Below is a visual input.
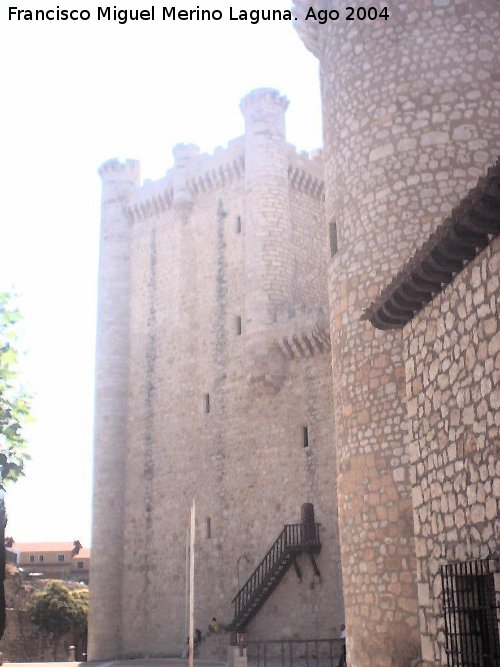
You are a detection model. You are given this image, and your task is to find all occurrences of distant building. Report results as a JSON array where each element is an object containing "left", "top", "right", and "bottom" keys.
[{"left": 7, "top": 540, "right": 90, "bottom": 584}]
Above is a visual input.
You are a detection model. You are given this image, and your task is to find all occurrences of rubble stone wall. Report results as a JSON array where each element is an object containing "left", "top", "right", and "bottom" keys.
[
  {"left": 294, "top": 1, "right": 500, "bottom": 664},
  {"left": 403, "top": 237, "right": 500, "bottom": 666}
]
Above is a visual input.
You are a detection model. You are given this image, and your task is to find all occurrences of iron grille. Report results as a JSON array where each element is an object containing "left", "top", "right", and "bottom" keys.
[{"left": 441, "top": 557, "right": 500, "bottom": 667}]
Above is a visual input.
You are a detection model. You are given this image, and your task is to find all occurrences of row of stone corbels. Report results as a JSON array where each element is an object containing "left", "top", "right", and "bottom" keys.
[
  {"left": 181, "top": 154, "right": 324, "bottom": 199},
  {"left": 126, "top": 186, "right": 174, "bottom": 223},
  {"left": 288, "top": 164, "right": 324, "bottom": 199},
  {"left": 244, "top": 318, "right": 331, "bottom": 393},
  {"left": 120, "top": 163, "right": 325, "bottom": 224},
  {"left": 187, "top": 155, "right": 245, "bottom": 194},
  {"left": 271, "top": 305, "right": 332, "bottom": 359},
  {"left": 277, "top": 327, "right": 331, "bottom": 360}
]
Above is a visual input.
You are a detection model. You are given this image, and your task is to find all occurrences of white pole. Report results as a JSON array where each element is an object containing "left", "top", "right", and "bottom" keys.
[
  {"left": 184, "top": 529, "right": 189, "bottom": 655},
  {"left": 188, "top": 500, "right": 196, "bottom": 667}
]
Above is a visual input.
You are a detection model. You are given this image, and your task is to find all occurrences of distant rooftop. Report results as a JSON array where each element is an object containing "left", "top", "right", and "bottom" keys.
[{"left": 8, "top": 540, "right": 88, "bottom": 555}]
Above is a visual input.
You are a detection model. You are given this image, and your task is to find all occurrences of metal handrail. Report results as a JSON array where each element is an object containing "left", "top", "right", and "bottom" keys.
[{"left": 232, "top": 523, "right": 321, "bottom": 620}]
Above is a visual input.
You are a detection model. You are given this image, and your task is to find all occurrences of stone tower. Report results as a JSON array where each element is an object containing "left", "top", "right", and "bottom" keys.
[
  {"left": 241, "top": 90, "right": 298, "bottom": 388},
  {"left": 294, "top": 1, "right": 500, "bottom": 666},
  {"left": 241, "top": 89, "right": 292, "bottom": 333},
  {"left": 89, "top": 159, "right": 140, "bottom": 658},
  {"left": 89, "top": 89, "right": 344, "bottom": 659}
]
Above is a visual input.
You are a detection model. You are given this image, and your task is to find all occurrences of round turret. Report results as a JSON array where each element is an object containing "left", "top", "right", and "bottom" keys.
[
  {"left": 294, "top": 1, "right": 500, "bottom": 665},
  {"left": 90, "top": 157, "right": 139, "bottom": 660},
  {"left": 240, "top": 88, "right": 289, "bottom": 135},
  {"left": 98, "top": 158, "right": 140, "bottom": 188},
  {"left": 172, "top": 144, "right": 199, "bottom": 209},
  {"left": 241, "top": 88, "right": 292, "bottom": 340}
]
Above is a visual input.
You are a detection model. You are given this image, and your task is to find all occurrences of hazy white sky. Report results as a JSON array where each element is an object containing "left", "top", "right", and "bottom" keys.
[{"left": 0, "top": 0, "right": 323, "bottom": 545}]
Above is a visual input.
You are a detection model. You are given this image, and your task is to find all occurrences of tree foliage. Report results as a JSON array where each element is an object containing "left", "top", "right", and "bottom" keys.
[
  {"left": 28, "top": 581, "right": 75, "bottom": 639},
  {"left": 69, "top": 587, "right": 89, "bottom": 637},
  {"left": 28, "top": 581, "right": 89, "bottom": 643},
  {"left": 0, "top": 292, "right": 31, "bottom": 487}
]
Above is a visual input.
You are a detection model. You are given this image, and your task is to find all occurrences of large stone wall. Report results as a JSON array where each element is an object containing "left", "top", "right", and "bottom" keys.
[
  {"left": 403, "top": 237, "right": 499, "bottom": 666},
  {"left": 89, "top": 90, "right": 343, "bottom": 659},
  {"left": 294, "top": 1, "right": 500, "bottom": 665}
]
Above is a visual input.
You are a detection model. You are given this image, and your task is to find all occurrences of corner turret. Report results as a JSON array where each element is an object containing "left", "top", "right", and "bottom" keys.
[
  {"left": 240, "top": 87, "right": 289, "bottom": 137},
  {"left": 89, "top": 157, "right": 139, "bottom": 660},
  {"left": 240, "top": 89, "right": 292, "bottom": 336},
  {"left": 98, "top": 158, "right": 141, "bottom": 188},
  {"left": 240, "top": 89, "right": 294, "bottom": 390},
  {"left": 172, "top": 143, "right": 199, "bottom": 215}
]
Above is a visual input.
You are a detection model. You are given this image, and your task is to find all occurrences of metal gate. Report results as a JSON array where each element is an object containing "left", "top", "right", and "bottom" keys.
[{"left": 441, "top": 557, "right": 500, "bottom": 667}]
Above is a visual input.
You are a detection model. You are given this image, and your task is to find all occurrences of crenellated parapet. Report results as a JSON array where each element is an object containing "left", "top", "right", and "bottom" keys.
[
  {"left": 186, "top": 142, "right": 245, "bottom": 195},
  {"left": 288, "top": 152, "right": 324, "bottom": 199},
  {"left": 126, "top": 176, "right": 174, "bottom": 223},
  {"left": 240, "top": 87, "right": 289, "bottom": 125},
  {"left": 98, "top": 157, "right": 140, "bottom": 183},
  {"left": 124, "top": 139, "right": 246, "bottom": 223},
  {"left": 121, "top": 132, "right": 323, "bottom": 225}
]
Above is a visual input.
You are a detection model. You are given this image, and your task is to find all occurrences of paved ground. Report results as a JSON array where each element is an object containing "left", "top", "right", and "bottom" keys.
[{"left": 5, "top": 662, "right": 225, "bottom": 667}]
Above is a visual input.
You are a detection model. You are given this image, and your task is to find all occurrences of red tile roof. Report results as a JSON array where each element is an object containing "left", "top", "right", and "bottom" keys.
[
  {"left": 74, "top": 548, "right": 91, "bottom": 559},
  {"left": 9, "top": 542, "right": 85, "bottom": 553}
]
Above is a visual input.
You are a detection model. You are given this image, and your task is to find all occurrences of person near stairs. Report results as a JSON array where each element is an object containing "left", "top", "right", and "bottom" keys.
[{"left": 208, "top": 617, "right": 220, "bottom": 633}]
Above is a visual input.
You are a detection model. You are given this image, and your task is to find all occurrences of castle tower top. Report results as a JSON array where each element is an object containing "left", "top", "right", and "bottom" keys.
[
  {"left": 240, "top": 88, "right": 289, "bottom": 132},
  {"left": 98, "top": 158, "right": 140, "bottom": 186}
]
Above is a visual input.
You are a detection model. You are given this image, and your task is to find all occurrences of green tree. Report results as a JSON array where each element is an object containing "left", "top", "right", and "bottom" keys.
[
  {"left": 28, "top": 581, "right": 88, "bottom": 659},
  {"left": 0, "top": 291, "right": 31, "bottom": 486},
  {"left": 69, "top": 587, "right": 89, "bottom": 637},
  {"left": 0, "top": 291, "right": 32, "bottom": 640}
]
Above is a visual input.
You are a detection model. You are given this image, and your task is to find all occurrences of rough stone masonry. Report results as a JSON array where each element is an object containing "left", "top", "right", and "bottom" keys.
[
  {"left": 91, "top": 1, "right": 500, "bottom": 664},
  {"left": 294, "top": 0, "right": 500, "bottom": 665}
]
